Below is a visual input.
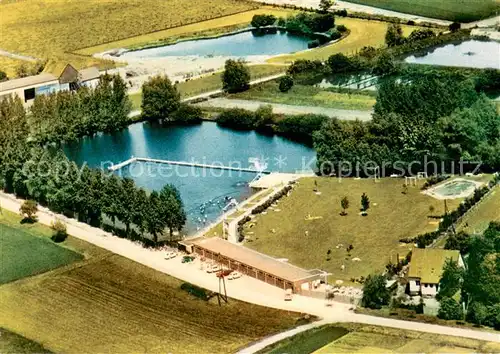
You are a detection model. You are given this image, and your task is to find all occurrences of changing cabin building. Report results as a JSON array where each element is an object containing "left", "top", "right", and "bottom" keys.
[
  {"left": 180, "top": 237, "right": 325, "bottom": 294},
  {"left": 0, "top": 64, "right": 100, "bottom": 106},
  {"left": 407, "top": 248, "right": 464, "bottom": 297}
]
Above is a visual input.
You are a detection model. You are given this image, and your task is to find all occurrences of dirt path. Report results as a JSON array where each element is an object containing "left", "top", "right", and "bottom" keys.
[
  {"left": 195, "top": 97, "right": 373, "bottom": 120},
  {"left": 0, "top": 49, "right": 39, "bottom": 62}
]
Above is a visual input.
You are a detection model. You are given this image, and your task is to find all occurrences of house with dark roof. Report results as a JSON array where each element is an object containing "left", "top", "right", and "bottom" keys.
[
  {"left": 0, "top": 64, "right": 100, "bottom": 106},
  {"left": 407, "top": 248, "right": 464, "bottom": 297}
]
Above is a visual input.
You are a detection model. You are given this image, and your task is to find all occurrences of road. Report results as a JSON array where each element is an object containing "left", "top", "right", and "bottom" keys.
[
  {"left": 195, "top": 97, "right": 373, "bottom": 120},
  {"left": 2, "top": 191, "right": 500, "bottom": 348}
]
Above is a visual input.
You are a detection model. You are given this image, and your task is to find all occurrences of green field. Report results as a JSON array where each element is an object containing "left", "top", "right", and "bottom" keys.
[
  {"left": 345, "top": 0, "right": 500, "bottom": 22},
  {"left": 245, "top": 177, "right": 462, "bottom": 283},
  {"left": 231, "top": 81, "right": 376, "bottom": 111},
  {"left": 0, "top": 213, "right": 83, "bottom": 284},
  {"left": 457, "top": 185, "right": 500, "bottom": 234}
]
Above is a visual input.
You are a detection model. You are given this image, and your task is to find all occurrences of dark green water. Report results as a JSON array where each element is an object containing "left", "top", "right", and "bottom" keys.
[{"left": 64, "top": 121, "right": 315, "bottom": 233}]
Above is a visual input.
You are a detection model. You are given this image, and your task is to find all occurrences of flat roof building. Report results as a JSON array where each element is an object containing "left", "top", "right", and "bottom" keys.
[{"left": 181, "top": 237, "right": 325, "bottom": 294}]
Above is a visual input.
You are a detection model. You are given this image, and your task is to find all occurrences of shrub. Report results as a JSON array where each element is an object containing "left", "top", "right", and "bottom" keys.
[
  {"left": 279, "top": 75, "right": 294, "bottom": 92},
  {"left": 335, "top": 9, "right": 347, "bottom": 17},
  {"left": 170, "top": 103, "right": 203, "bottom": 124},
  {"left": 251, "top": 14, "right": 277, "bottom": 28},
  {"left": 308, "top": 39, "right": 320, "bottom": 48},
  {"left": 276, "top": 114, "right": 329, "bottom": 144},
  {"left": 19, "top": 200, "right": 38, "bottom": 222},
  {"left": 336, "top": 24, "right": 347, "bottom": 32},
  {"left": 254, "top": 105, "right": 274, "bottom": 126},
  {"left": 222, "top": 59, "right": 250, "bottom": 93},
  {"left": 51, "top": 219, "right": 68, "bottom": 243},
  {"left": 449, "top": 22, "right": 461, "bottom": 32},
  {"left": 407, "top": 29, "right": 435, "bottom": 42},
  {"left": 438, "top": 297, "right": 463, "bottom": 320},
  {"left": 327, "top": 53, "right": 353, "bottom": 73},
  {"left": 328, "top": 28, "right": 342, "bottom": 40},
  {"left": 287, "top": 59, "right": 324, "bottom": 75},
  {"left": 216, "top": 108, "right": 256, "bottom": 130}
]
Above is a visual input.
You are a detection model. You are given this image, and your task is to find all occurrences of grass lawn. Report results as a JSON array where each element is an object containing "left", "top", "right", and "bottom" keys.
[
  {"left": 457, "top": 185, "right": 500, "bottom": 234},
  {"left": 0, "top": 328, "right": 51, "bottom": 354},
  {"left": 0, "top": 56, "right": 36, "bottom": 79},
  {"left": 231, "top": 81, "right": 376, "bottom": 111},
  {"left": 0, "top": 0, "right": 258, "bottom": 71},
  {"left": 343, "top": 0, "right": 500, "bottom": 22},
  {"left": 268, "top": 18, "right": 422, "bottom": 64},
  {"left": 312, "top": 324, "right": 500, "bottom": 353},
  {"left": 0, "top": 210, "right": 83, "bottom": 284},
  {"left": 129, "top": 64, "right": 287, "bottom": 109},
  {"left": 245, "top": 177, "right": 462, "bottom": 283},
  {"left": 0, "top": 251, "right": 305, "bottom": 353},
  {"left": 77, "top": 7, "right": 296, "bottom": 55}
]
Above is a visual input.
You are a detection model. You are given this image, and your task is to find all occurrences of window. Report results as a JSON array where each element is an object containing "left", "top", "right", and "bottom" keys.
[
  {"left": 424, "top": 284, "right": 428, "bottom": 288},
  {"left": 415, "top": 280, "right": 420, "bottom": 286},
  {"left": 24, "top": 87, "right": 35, "bottom": 102}
]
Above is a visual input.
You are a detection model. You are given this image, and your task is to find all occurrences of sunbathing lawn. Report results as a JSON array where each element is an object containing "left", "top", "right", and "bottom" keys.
[
  {"left": 231, "top": 81, "right": 376, "bottom": 111},
  {"left": 457, "top": 185, "right": 500, "bottom": 234},
  {"left": 245, "top": 177, "right": 462, "bottom": 283},
  {"left": 268, "top": 18, "right": 426, "bottom": 64}
]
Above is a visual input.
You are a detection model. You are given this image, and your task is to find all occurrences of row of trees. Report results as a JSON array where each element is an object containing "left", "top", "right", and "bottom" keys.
[{"left": 29, "top": 73, "right": 131, "bottom": 144}]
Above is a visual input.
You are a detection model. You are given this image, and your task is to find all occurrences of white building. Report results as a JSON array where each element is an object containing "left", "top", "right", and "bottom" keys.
[
  {"left": 407, "top": 248, "right": 464, "bottom": 297},
  {"left": 0, "top": 64, "right": 100, "bottom": 107}
]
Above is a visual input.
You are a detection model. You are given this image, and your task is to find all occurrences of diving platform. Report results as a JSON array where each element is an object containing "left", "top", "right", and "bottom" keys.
[{"left": 107, "top": 157, "right": 272, "bottom": 174}]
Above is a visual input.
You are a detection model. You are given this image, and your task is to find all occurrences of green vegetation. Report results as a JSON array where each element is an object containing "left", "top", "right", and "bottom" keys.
[
  {"left": 231, "top": 81, "right": 376, "bottom": 111},
  {"left": 261, "top": 325, "right": 348, "bottom": 354},
  {"left": 362, "top": 274, "right": 390, "bottom": 309},
  {"left": 141, "top": 75, "right": 181, "bottom": 121},
  {"left": 457, "top": 186, "right": 500, "bottom": 234},
  {"left": 342, "top": 0, "right": 500, "bottom": 22},
  {"left": 0, "top": 328, "right": 51, "bottom": 354},
  {"left": 313, "top": 324, "right": 500, "bottom": 353},
  {"left": 0, "top": 211, "right": 82, "bottom": 285},
  {"left": 0, "top": 0, "right": 258, "bottom": 70},
  {"left": 0, "top": 251, "right": 305, "bottom": 353},
  {"left": 246, "top": 177, "right": 460, "bottom": 282},
  {"left": 222, "top": 59, "right": 251, "bottom": 93}
]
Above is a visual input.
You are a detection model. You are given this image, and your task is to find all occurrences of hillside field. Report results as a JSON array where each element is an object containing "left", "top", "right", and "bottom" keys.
[
  {"left": 345, "top": 0, "right": 500, "bottom": 22},
  {"left": 0, "top": 0, "right": 258, "bottom": 72},
  {"left": 245, "top": 177, "right": 462, "bottom": 283}
]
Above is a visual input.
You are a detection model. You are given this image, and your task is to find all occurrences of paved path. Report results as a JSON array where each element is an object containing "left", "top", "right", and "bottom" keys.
[
  {"left": 0, "top": 49, "right": 39, "bottom": 62},
  {"left": 2, "top": 191, "right": 500, "bottom": 348},
  {"left": 196, "top": 98, "right": 373, "bottom": 120}
]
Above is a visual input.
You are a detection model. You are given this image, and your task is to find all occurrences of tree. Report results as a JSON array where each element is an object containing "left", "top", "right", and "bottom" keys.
[
  {"left": 438, "top": 297, "right": 463, "bottom": 320},
  {"left": 327, "top": 53, "right": 353, "bottom": 73},
  {"left": 467, "top": 302, "right": 488, "bottom": 326},
  {"left": 170, "top": 103, "right": 203, "bottom": 124},
  {"left": 385, "top": 24, "right": 405, "bottom": 47},
  {"left": 444, "top": 231, "right": 471, "bottom": 254},
  {"left": 407, "top": 29, "right": 435, "bottom": 42},
  {"left": 222, "top": 59, "right": 250, "bottom": 93},
  {"left": 19, "top": 200, "right": 38, "bottom": 222},
  {"left": 437, "top": 258, "right": 463, "bottom": 300},
  {"left": 159, "top": 184, "right": 186, "bottom": 240},
  {"left": 251, "top": 14, "right": 276, "bottom": 28},
  {"left": 279, "top": 75, "right": 294, "bottom": 92},
  {"left": 319, "top": 0, "right": 333, "bottom": 13},
  {"left": 449, "top": 22, "right": 461, "bottom": 32},
  {"left": 361, "top": 193, "right": 370, "bottom": 212},
  {"left": 141, "top": 75, "right": 180, "bottom": 121},
  {"left": 51, "top": 219, "right": 68, "bottom": 243},
  {"left": 362, "top": 274, "right": 390, "bottom": 309},
  {"left": 340, "top": 196, "right": 349, "bottom": 215},
  {"left": 254, "top": 105, "right": 274, "bottom": 127},
  {"left": 145, "top": 191, "right": 165, "bottom": 243},
  {"left": 0, "top": 70, "right": 7, "bottom": 82},
  {"left": 372, "top": 52, "right": 398, "bottom": 75}
]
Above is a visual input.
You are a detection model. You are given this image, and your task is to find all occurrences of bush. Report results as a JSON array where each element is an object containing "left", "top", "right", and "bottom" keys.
[
  {"left": 180, "top": 282, "right": 209, "bottom": 300},
  {"left": 407, "top": 29, "right": 435, "bottom": 42},
  {"left": 328, "top": 28, "right": 342, "bottom": 40},
  {"left": 279, "top": 75, "right": 294, "bottom": 92},
  {"left": 335, "top": 9, "right": 347, "bottom": 17},
  {"left": 449, "top": 22, "right": 461, "bottom": 32},
  {"left": 251, "top": 14, "right": 277, "bottom": 28},
  {"left": 336, "top": 24, "right": 347, "bottom": 32},
  {"left": 308, "top": 39, "right": 320, "bottom": 48},
  {"left": 51, "top": 219, "right": 68, "bottom": 243},
  {"left": 438, "top": 297, "right": 463, "bottom": 320},
  {"left": 254, "top": 105, "right": 274, "bottom": 126},
  {"left": 276, "top": 114, "right": 329, "bottom": 144},
  {"left": 421, "top": 175, "right": 449, "bottom": 190},
  {"left": 19, "top": 200, "right": 38, "bottom": 222},
  {"left": 222, "top": 59, "right": 250, "bottom": 93},
  {"left": 287, "top": 59, "right": 324, "bottom": 75},
  {"left": 170, "top": 103, "right": 203, "bottom": 124},
  {"left": 327, "top": 53, "right": 353, "bottom": 73},
  {"left": 216, "top": 108, "right": 256, "bottom": 130}
]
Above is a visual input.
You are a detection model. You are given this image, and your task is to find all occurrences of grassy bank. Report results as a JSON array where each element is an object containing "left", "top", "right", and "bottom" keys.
[
  {"left": 0, "top": 56, "right": 35, "bottom": 79},
  {"left": 343, "top": 0, "right": 500, "bottom": 22},
  {"left": 0, "top": 0, "right": 258, "bottom": 71},
  {"left": 231, "top": 81, "right": 376, "bottom": 111},
  {"left": 457, "top": 185, "right": 500, "bottom": 234},
  {"left": 268, "top": 17, "right": 423, "bottom": 64},
  {"left": 0, "top": 328, "right": 51, "bottom": 354},
  {"left": 245, "top": 177, "right": 462, "bottom": 283},
  {"left": 129, "top": 64, "right": 287, "bottom": 109}
]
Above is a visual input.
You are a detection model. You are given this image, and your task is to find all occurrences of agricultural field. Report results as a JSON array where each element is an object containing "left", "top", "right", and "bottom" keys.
[
  {"left": 129, "top": 64, "right": 286, "bottom": 109},
  {"left": 0, "top": 210, "right": 83, "bottom": 284},
  {"left": 231, "top": 81, "right": 376, "bottom": 111},
  {"left": 268, "top": 17, "right": 421, "bottom": 64},
  {"left": 345, "top": 0, "right": 500, "bottom": 22},
  {"left": 0, "top": 0, "right": 259, "bottom": 71},
  {"left": 245, "top": 177, "right": 462, "bottom": 283},
  {"left": 0, "top": 215, "right": 305, "bottom": 353}
]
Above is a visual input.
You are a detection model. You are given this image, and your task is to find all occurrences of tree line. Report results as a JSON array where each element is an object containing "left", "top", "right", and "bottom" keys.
[{"left": 0, "top": 77, "right": 187, "bottom": 246}]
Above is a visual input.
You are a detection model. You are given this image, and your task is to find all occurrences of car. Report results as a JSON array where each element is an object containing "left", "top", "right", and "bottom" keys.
[
  {"left": 216, "top": 269, "right": 232, "bottom": 278},
  {"left": 181, "top": 255, "right": 195, "bottom": 263},
  {"left": 228, "top": 271, "right": 242, "bottom": 280},
  {"left": 164, "top": 251, "right": 178, "bottom": 260},
  {"left": 206, "top": 264, "right": 221, "bottom": 273}
]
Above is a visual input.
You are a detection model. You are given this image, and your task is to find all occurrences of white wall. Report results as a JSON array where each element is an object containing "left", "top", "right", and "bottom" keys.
[{"left": 421, "top": 283, "right": 438, "bottom": 297}]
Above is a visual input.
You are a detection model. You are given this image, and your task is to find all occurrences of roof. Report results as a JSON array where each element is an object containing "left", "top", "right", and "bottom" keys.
[
  {"left": 408, "top": 249, "right": 460, "bottom": 284},
  {"left": 79, "top": 67, "right": 100, "bottom": 82},
  {"left": 0, "top": 73, "right": 58, "bottom": 92},
  {"left": 189, "top": 237, "right": 320, "bottom": 282}
]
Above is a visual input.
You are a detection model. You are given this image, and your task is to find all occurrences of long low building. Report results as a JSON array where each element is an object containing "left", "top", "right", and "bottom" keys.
[{"left": 180, "top": 237, "right": 325, "bottom": 294}]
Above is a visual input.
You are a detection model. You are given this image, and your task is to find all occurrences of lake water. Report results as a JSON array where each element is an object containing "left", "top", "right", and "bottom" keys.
[
  {"left": 405, "top": 40, "right": 500, "bottom": 69},
  {"left": 121, "top": 30, "right": 311, "bottom": 58},
  {"left": 64, "top": 122, "right": 315, "bottom": 234}
]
